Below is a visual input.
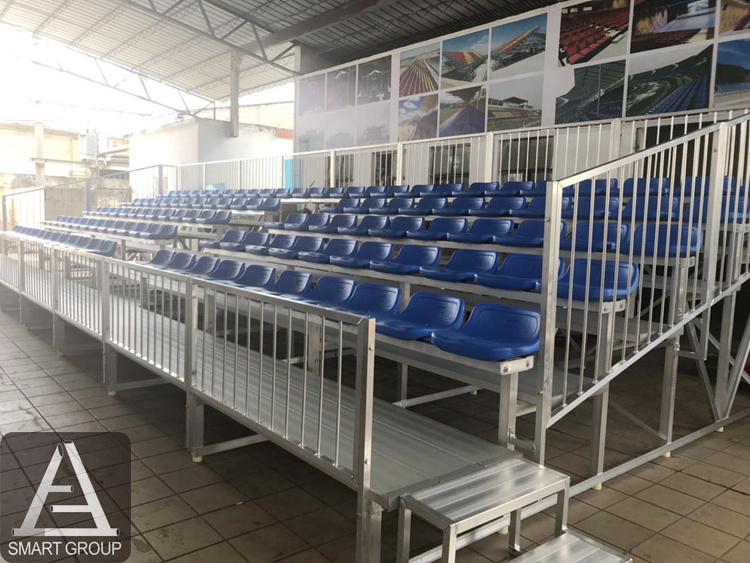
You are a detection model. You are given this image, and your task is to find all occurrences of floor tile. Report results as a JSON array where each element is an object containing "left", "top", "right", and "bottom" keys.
[
  {"left": 230, "top": 523, "right": 309, "bottom": 563},
  {"left": 575, "top": 511, "right": 654, "bottom": 552},
  {"left": 203, "top": 502, "right": 276, "bottom": 539},
  {"left": 144, "top": 516, "right": 223, "bottom": 560},
  {"left": 607, "top": 497, "right": 680, "bottom": 532},
  {"left": 661, "top": 517, "right": 740, "bottom": 557}
]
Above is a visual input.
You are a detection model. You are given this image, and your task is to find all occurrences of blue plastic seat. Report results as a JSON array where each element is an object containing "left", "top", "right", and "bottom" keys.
[
  {"left": 370, "top": 245, "right": 441, "bottom": 274},
  {"left": 423, "top": 183, "right": 464, "bottom": 197},
  {"left": 433, "top": 197, "right": 485, "bottom": 216},
  {"left": 266, "top": 212, "right": 306, "bottom": 230},
  {"left": 334, "top": 284, "right": 401, "bottom": 318},
  {"left": 245, "top": 234, "right": 296, "bottom": 255},
  {"left": 562, "top": 178, "right": 619, "bottom": 197},
  {"left": 684, "top": 196, "right": 750, "bottom": 222},
  {"left": 431, "top": 304, "right": 540, "bottom": 361},
  {"left": 678, "top": 176, "right": 737, "bottom": 197},
  {"left": 371, "top": 198, "right": 414, "bottom": 215},
  {"left": 400, "top": 197, "right": 447, "bottom": 216},
  {"left": 338, "top": 215, "right": 388, "bottom": 235},
  {"left": 621, "top": 197, "right": 680, "bottom": 221},
  {"left": 469, "top": 197, "right": 525, "bottom": 217},
  {"left": 344, "top": 198, "right": 387, "bottom": 214},
  {"left": 475, "top": 255, "right": 565, "bottom": 291},
  {"left": 244, "top": 197, "right": 263, "bottom": 210},
  {"left": 222, "top": 231, "right": 266, "bottom": 251},
  {"left": 493, "top": 220, "right": 566, "bottom": 248},
  {"left": 194, "top": 260, "right": 245, "bottom": 281},
  {"left": 561, "top": 222, "right": 629, "bottom": 252},
  {"left": 303, "top": 214, "right": 331, "bottom": 230},
  {"left": 208, "top": 210, "right": 232, "bottom": 224},
  {"left": 228, "top": 265, "right": 276, "bottom": 289},
  {"left": 289, "top": 188, "right": 309, "bottom": 198},
  {"left": 456, "top": 182, "right": 500, "bottom": 197},
  {"left": 622, "top": 178, "right": 669, "bottom": 197},
  {"left": 407, "top": 218, "right": 467, "bottom": 240},
  {"left": 307, "top": 187, "right": 325, "bottom": 198},
  {"left": 258, "top": 198, "right": 281, "bottom": 211},
  {"left": 294, "top": 277, "right": 356, "bottom": 305},
  {"left": 329, "top": 241, "right": 393, "bottom": 268},
  {"left": 630, "top": 224, "right": 703, "bottom": 257},
  {"left": 376, "top": 293, "right": 465, "bottom": 340},
  {"left": 447, "top": 219, "right": 513, "bottom": 243},
  {"left": 148, "top": 250, "right": 177, "bottom": 267},
  {"left": 562, "top": 197, "right": 619, "bottom": 220},
  {"left": 298, "top": 239, "right": 358, "bottom": 263},
  {"left": 199, "top": 229, "right": 245, "bottom": 249},
  {"left": 344, "top": 186, "right": 366, "bottom": 197},
  {"left": 385, "top": 185, "right": 410, "bottom": 197},
  {"left": 89, "top": 240, "right": 118, "bottom": 257},
  {"left": 558, "top": 259, "right": 640, "bottom": 300},
  {"left": 420, "top": 249, "right": 500, "bottom": 282},
  {"left": 365, "top": 186, "right": 387, "bottom": 197},
  {"left": 320, "top": 197, "right": 360, "bottom": 214},
  {"left": 324, "top": 187, "right": 345, "bottom": 198},
  {"left": 268, "top": 236, "right": 324, "bottom": 259},
  {"left": 409, "top": 184, "right": 435, "bottom": 196},
  {"left": 259, "top": 271, "right": 313, "bottom": 296},
  {"left": 309, "top": 214, "right": 357, "bottom": 233},
  {"left": 144, "top": 224, "right": 178, "bottom": 240},
  {"left": 369, "top": 216, "right": 425, "bottom": 238},
  {"left": 498, "top": 181, "right": 534, "bottom": 196},
  {"left": 185, "top": 256, "right": 220, "bottom": 276}
]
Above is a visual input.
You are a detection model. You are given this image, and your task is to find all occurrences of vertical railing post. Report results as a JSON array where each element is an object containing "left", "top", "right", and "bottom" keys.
[
  {"left": 157, "top": 165, "right": 164, "bottom": 196},
  {"left": 85, "top": 178, "right": 92, "bottom": 213},
  {"left": 201, "top": 163, "right": 207, "bottom": 189},
  {"left": 329, "top": 150, "right": 337, "bottom": 188},
  {"left": 483, "top": 132, "right": 495, "bottom": 182},
  {"left": 184, "top": 278, "right": 205, "bottom": 461},
  {"left": 354, "top": 317, "right": 377, "bottom": 563},
  {"left": 535, "top": 179, "right": 562, "bottom": 465},
  {"left": 701, "top": 124, "right": 728, "bottom": 308},
  {"left": 608, "top": 118, "right": 622, "bottom": 161},
  {"left": 100, "top": 258, "right": 111, "bottom": 386},
  {"left": 17, "top": 239, "right": 26, "bottom": 294},
  {"left": 395, "top": 142, "right": 404, "bottom": 185},
  {"left": 1, "top": 196, "right": 7, "bottom": 232}
]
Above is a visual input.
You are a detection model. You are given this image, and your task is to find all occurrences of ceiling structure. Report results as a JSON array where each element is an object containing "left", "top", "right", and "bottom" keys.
[{"left": 0, "top": 0, "right": 558, "bottom": 107}]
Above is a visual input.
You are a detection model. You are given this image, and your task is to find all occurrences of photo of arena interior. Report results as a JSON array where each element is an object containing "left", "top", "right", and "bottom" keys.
[{"left": 1, "top": 0, "right": 750, "bottom": 562}]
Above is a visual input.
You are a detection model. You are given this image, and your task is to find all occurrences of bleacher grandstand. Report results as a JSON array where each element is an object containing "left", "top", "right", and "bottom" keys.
[
  {"left": 632, "top": 0, "right": 716, "bottom": 52},
  {"left": 720, "top": 0, "right": 750, "bottom": 33},
  {"left": 559, "top": 6, "right": 629, "bottom": 65},
  {"left": 441, "top": 51, "right": 488, "bottom": 84},
  {"left": 556, "top": 61, "right": 625, "bottom": 123},
  {"left": 399, "top": 46, "right": 440, "bottom": 96},
  {"left": 487, "top": 96, "right": 542, "bottom": 130},
  {"left": 490, "top": 25, "right": 546, "bottom": 70}
]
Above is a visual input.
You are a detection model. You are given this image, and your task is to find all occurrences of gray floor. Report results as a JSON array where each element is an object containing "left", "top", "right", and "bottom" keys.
[{"left": 0, "top": 309, "right": 748, "bottom": 562}]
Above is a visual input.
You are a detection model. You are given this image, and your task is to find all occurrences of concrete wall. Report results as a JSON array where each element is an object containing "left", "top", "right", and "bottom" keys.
[{"left": 0, "top": 125, "right": 83, "bottom": 178}]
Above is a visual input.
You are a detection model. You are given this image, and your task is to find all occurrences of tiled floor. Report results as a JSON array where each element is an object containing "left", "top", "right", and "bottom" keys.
[{"left": 0, "top": 309, "right": 749, "bottom": 562}]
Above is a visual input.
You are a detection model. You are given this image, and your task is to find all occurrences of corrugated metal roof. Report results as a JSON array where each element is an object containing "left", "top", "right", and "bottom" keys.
[{"left": 0, "top": 0, "right": 557, "bottom": 103}]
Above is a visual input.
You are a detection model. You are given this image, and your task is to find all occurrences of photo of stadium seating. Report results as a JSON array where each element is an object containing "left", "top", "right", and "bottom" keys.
[
  {"left": 487, "top": 75, "right": 543, "bottom": 131},
  {"left": 441, "top": 30, "right": 489, "bottom": 88},
  {"left": 357, "top": 102, "right": 391, "bottom": 145},
  {"left": 631, "top": 0, "right": 715, "bottom": 53},
  {"left": 326, "top": 66, "right": 357, "bottom": 111},
  {"left": 398, "top": 94, "right": 439, "bottom": 141},
  {"left": 559, "top": 0, "right": 630, "bottom": 66},
  {"left": 626, "top": 45, "right": 712, "bottom": 115},
  {"left": 556, "top": 61, "right": 625, "bottom": 123},
  {"left": 325, "top": 108, "right": 356, "bottom": 148},
  {"left": 358, "top": 56, "right": 391, "bottom": 104},
  {"left": 714, "top": 39, "right": 750, "bottom": 108},
  {"left": 720, "top": 0, "right": 750, "bottom": 34},
  {"left": 399, "top": 43, "right": 440, "bottom": 97},
  {"left": 439, "top": 86, "right": 487, "bottom": 136},
  {"left": 298, "top": 75, "right": 325, "bottom": 115},
  {"left": 490, "top": 14, "right": 547, "bottom": 79}
]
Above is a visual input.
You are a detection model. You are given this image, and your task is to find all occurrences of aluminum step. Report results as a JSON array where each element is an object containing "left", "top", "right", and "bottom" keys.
[{"left": 512, "top": 530, "right": 631, "bottom": 563}]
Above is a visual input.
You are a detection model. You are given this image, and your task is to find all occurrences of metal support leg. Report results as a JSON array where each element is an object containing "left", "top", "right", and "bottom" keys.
[
  {"left": 397, "top": 363, "right": 408, "bottom": 403},
  {"left": 590, "top": 386, "right": 609, "bottom": 482},
  {"left": 508, "top": 510, "right": 522, "bottom": 556},
  {"left": 660, "top": 337, "right": 679, "bottom": 451},
  {"left": 356, "top": 500, "right": 382, "bottom": 563},
  {"left": 104, "top": 344, "right": 118, "bottom": 396},
  {"left": 441, "top": 526, "right": 457, "bottom": 563},
  {"left": 53, "top": 314, "right": 68, "bottom": 355},
  {"left": 396, "top": 503, "right": 412, "bottom": 563},
  {"left": 716, "top": 293, "right": 737, "bottom": 416},
  {"left": 186, "top": 393, "right": 205, "bottom": 463},
  {"left": 554, "top": 486, "right": 569, "bottom": 536},
  {"left": 499, "top": 372, "right": 518, "bottom": 449}
]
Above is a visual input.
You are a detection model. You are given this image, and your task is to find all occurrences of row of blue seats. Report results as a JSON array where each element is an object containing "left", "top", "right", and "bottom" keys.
[
  {"left": 89, "top": 207, "right": 234, "bottom": 224},
  {"left": 124, "top": 197, "right": 281, "bottom": 212},
  {"left": 50, "top": 217, "right": 178, "bottom": 239},
  {"left": 12, "top": 226, "right": 117, "bottom": 257},
  {"left": 145, "top": 250, "right": 541, "bottom": 361}
]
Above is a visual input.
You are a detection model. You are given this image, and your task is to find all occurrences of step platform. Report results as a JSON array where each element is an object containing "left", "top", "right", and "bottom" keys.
[{"left": 512, "top": 530, "right": 632, "bottom": 562}]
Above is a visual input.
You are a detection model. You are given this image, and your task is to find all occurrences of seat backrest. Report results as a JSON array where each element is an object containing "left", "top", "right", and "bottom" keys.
[
  {"left": 488, "top": 196, "right": 526, "bottom": 212},
  {"left": 399, "top": 292, "right": 465, "bottom": 326},
  {"left": 269, "top": 234, "right": 297, "bottom": 249},
  {"left": 569, "top": 222, "right": 628, "bottom": 246},
  {"left": 283, "top": 213, "right": 308, "bottom": 226},
  {"left": 149, "top": 250, "right": 177, "bottom": 265},
  {"left": 365, "top": 186, "right": 387, "bottom": 197},
  {"left": 444, "top": 249, "right": 499, "bottom": 272},
  {"left": 259, "top": 198, "right": 280, "bottom": 210},
  {"left": 388, "top": 197, "right": 413, "bottom": 211},
  {"left": 244, "top": 232, "right": 269, "bottom": 246},
  {"left": 463, "top": 304, "right": 540, "bottom": 345},
  {"left": 389, "top": 216, "right": 425, "bottom": 231},
  {"left": 469, "top": 182, "right": 499, "bottom": 193},
  {"left": 209, "top": 260, "right": 245, "bottom": 280},
  {"left": 468, "top": 218, "right": 513, "bottom": 236},
  {"left": 622, "top": 196, "right": 679, "bottom": 220},
  {"left": 497, "top": 254, "right": 548, "bottom": 278},
  {"left": 514, "top": 220, "right": 548, "bottom": 238},
  {"left": 326, "top": 187, "right": 345, "bottom": 197},
  {"left": 186, "top": 209, "right": 201, "bottom": 218},
  {"left": 394, "top": 245, "right": 441, "bottom": 266},
  {"left": 234, "top": 265, "right": 276, "bottom": 288},
  {"left": 306, "top": 214, "right": 330, "bottom": 228},
  {"left": 343, "top": 283, "right": 401, "bottom": 314},
  {"left": 426, "top": 217, "right": 467, "bottom": 234},
  {"left": 344, "top": 186, "right": 366, "bottom": 196},
  {"left": 632, "top": 223, "right": 703, "bottom": 256},
  {"left": 437, "top": 183, "right": 463, "bottom": 194},
  {"left": 220, "top": 230, "right": 247, "bottom": 243},
  {"left": 386, "top": 185, "right": 410, "bottom": 196},
  {"left": 268, "top": 271, "right": 313, "bottom": 294},
  {"left": 291, "top": 236, "right": 324, "bottom": 252},
  {"left": 359, "top": 215, "right": 389, "bottom": 230},
  {"left": 213, "top": 211, "right": 232, "bottom": 223},
  {"left": 356, "top": 241, "right": 393, "bottom": 260},
  {"left": 187, "top": 256, "right": 220, "bottom": 275},
  {"left": 96, "top": 240, "right": 118, "bottom": 256},
  {"left": 500, "top": 181, "right": 533, "bottom": 195},
  {"left": 291, "top": 188, "right": 309, "bottom": 198},
  {"left": 308, "top": 277, "right": 357, "bottom": 304},
  {"left": 324, "top": 239, "right": 358, "bottom": 256},
  {"left": 362, "top": 198, "right": 386, "bottom": 211},
  {"left": 166, "top": 252, "right": 197, "bottom": 270},
  {"left": 330, "top": 214, "right": 357, "bottom": 229},
  {"left": 410, "top": 184, "right": 435, "bottom": 195},
  {"left": 450, "top": 197, "right": 484, "bottom": 211},
  {"left": 339, "top": 197, "right": 361, "bottom": 209},
  {"left": 564, "top": 259, "right": 639, "bottom": 296},
  {"left": 415, "top": 197, "right": 442, "bottom": 210},
  {"left": 623, "top": 177, "right": 669, "bottom": 196}
]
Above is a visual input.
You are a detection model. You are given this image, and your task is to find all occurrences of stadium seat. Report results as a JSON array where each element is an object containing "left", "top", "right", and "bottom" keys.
[
  {"left": 265, "top": 213, "right": 306, "bottom": 230},
  {"left": 493, "top": 221, "right": 565, "bottom": 247},
  {"left": 376, "top": 293, "right": 465, "bottom": 340},
  {"left": 338, "top": 215, "right": 388, "bottom": 235},
  {"left": 298, "top": 239, "right": 358, "bottom": 263},
  {"left": 409, "top": 184, "right": 436, "bottom": 196},
  {"left": 447, "top": 219, "right": 513, "bottom": 243},
  {"left": 257, "top": 198, "right": 281, "bottom": 212},
  {"left": 289, "top": 188, "right": 309, "bottom": 198},
  {"left": 475, "top": 255, "right": 565, "bottom": 291},
  {"left": 407, "top": 217, "right": 467, "bottom": 240},
  {"left": 385, "top": 185, "right": 410, "bottom": 197},
  {"left": 88, "top": 240, "right": 118, "bottom": 257},
  {"left": 294, "top": 277, "right": 356, "bottom": 305},
  {"left": 147, "top": 250, "right": 177, "bottom": 267},
  {"left": 369, "top": 216, "right": 425, "bottom": 238},
  {"left": 456, "top": 182, "right": 500, "bottom": 197},
  {"left": 561, "top": 222, "right": 630, "bottom": 252},
  {"left": 420, "top": 249, "right": 500, "bottom": 282},
  {"left": 431, "top": 304, "right": 540, "bottom": 361},
  {"left": 621, "top": 197, "right": 680, "bottom": 221},
  {"left": 498, "top": 181, "right": 534, "bottom": 196},
  {"left": 258, "top": 271, "right": 313, "bottom": 296},
  {"left": 513, "top": 197, "right": 572, "bottom": 218},
  {"left": 423, "top": 183, "right": 464, "bottom": 197},
  {"left": 222, "top": 232, "right": 268, "bottom": 251},
  {"left": 344, "top": 186, "right": 366, "bottom": 197},
  {"left": 334, "top": 283, "right": 401, "bottom": 318},
  {"left": 365, "top": 186, "right": 388, "bottom": 197},
  {"left": 399, "top": 197, "right": 448, "bottom": 215},
  {"left": 343, "top": 198, "right": 387, "bottom": 214},
  {"left": 330, "top": 241, "right": 393, "bottom": 268},
  {"left": 370, "top": 245, "right": 441, "bottom": 274},
  {"left": 324, "top": 187, "right": 345, "bottom": 198},
  {"left": 199, "top": 229, "right": 246, "bottom": 249},
  {"left": 300, "top": 213, "right": 331, "bottom": 231},
  {"left": 185, "top": 256, "right": 220, "bottom": 277},
  {"left": 268, "top": 236, "right": 324, "bottom": 259},
  {"left": 622, "top": 178, "right": 669, "bottom": 197},
  {"left": 371, "top": 198, "right": 414, "bottom": 215},
  {"left": 679, "top": 176, "right": 737, "bottom": 196},
  {"left": 245, "top": 234, "right": 296, "bottom": 255},
  {"left": 630, "top": 224, "right": 703, "bottom": 257},
  {"left": 558, "top": 259, "right": 640, "bottom": 300},
  {"left": 684, "top": 196, "right": 750, "bottom": 222},
  {"left": 469, "top": 197, "right": 525, "bottom": 217},
  {"left": 562, "top": 197, "right": 619, "bottom": 220},
  {"left": 309, "top": 214, "right": 357, "bottom": 233},
  {"left": 433, "top": 197, "right": 485, "bottom": 216},
  {"left": 227, "top": 265, "right": 276, "bottom": 289},
  {"left": 194, "top": 260, "right": 245, "bottom": 282},
  {"left": 562, "top": 178, "right": 619, "bottom": 197}
]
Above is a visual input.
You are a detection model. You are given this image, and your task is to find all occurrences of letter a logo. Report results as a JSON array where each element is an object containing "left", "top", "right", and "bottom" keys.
[{"left": 12, "top": 441, "right": 118, "bottom": 538}]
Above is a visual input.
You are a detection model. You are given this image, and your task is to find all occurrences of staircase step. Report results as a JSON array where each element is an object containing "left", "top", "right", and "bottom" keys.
[{"left": 512, "top": 530, "right": 631, "bottom": 562}]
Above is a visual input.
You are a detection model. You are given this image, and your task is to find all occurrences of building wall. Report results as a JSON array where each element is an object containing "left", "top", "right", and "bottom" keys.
[{"left": 0, "top": 124, "right": 83, "bottom": 178}]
